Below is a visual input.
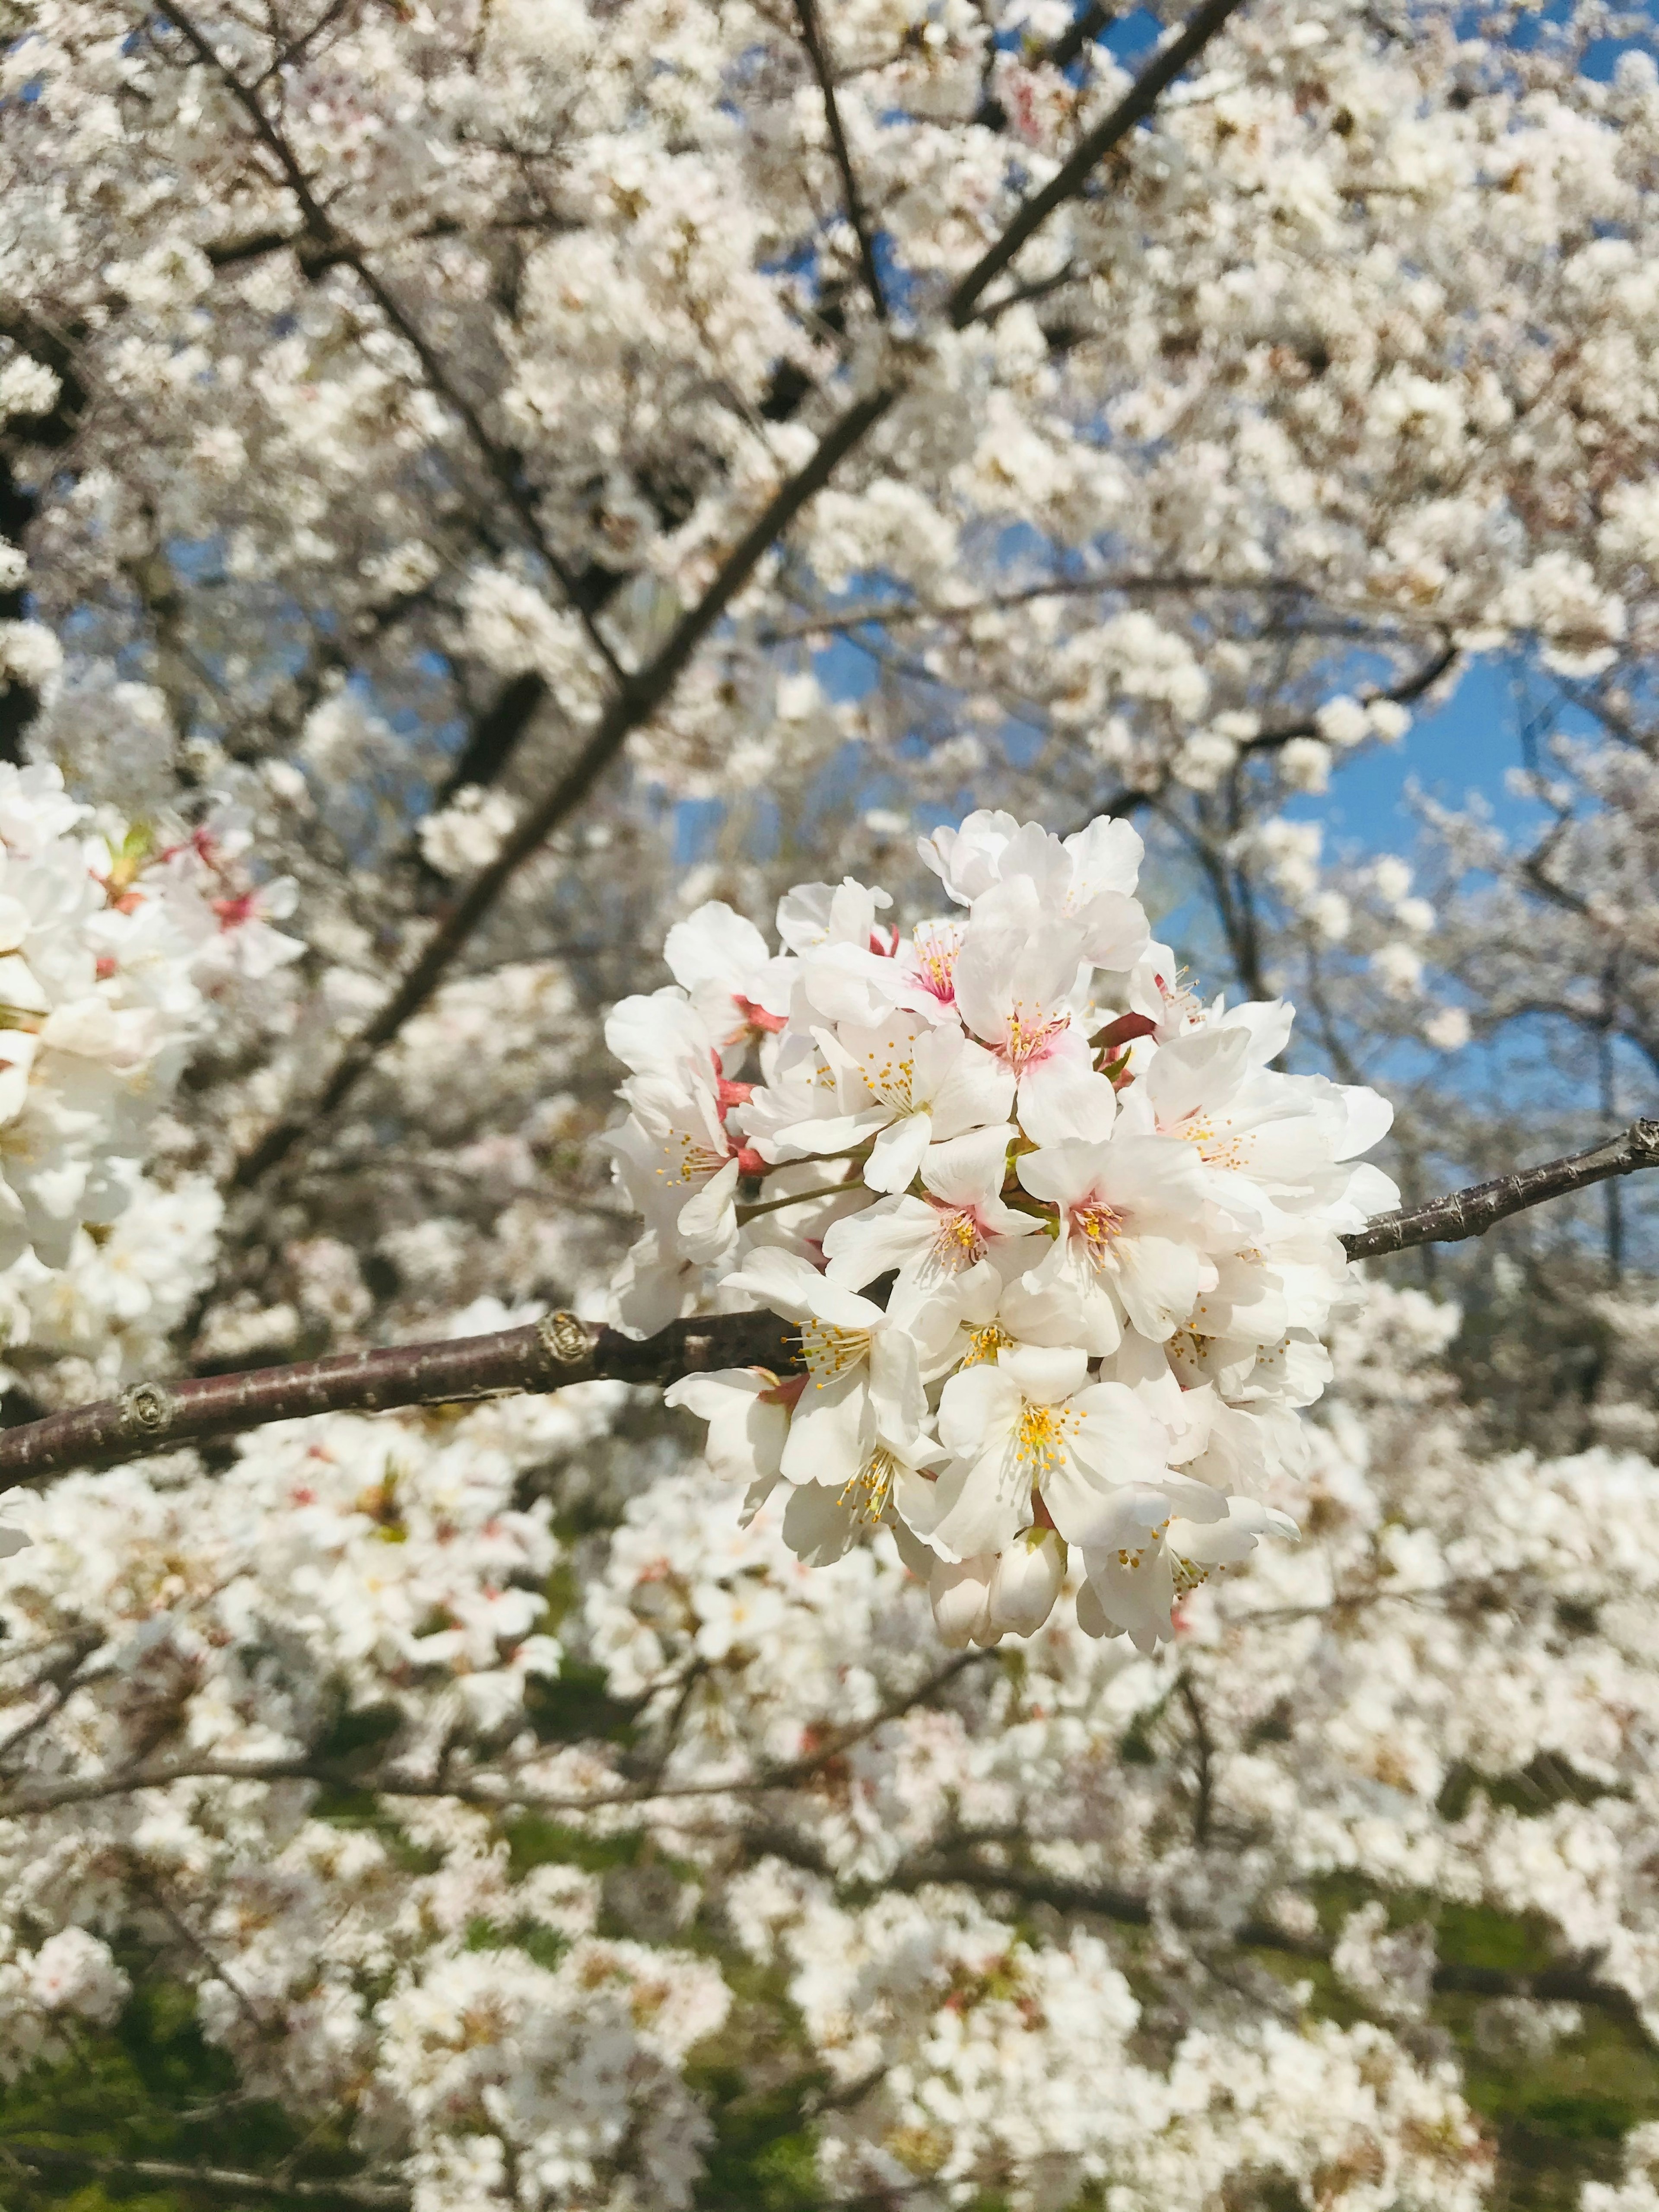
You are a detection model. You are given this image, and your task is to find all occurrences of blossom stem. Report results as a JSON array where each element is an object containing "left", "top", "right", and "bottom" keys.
[{"left": 734, "top": 1182, "right": 854, "bottom": 1224}]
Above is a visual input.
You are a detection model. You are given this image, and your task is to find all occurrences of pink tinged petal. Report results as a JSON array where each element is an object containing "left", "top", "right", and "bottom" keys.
[{"left": 865, "top": 1111, "right": 933, "bottom": 1193}]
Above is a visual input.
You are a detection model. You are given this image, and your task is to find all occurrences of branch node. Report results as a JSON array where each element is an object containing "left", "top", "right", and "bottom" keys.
[
  {"left": 537, "top": 1312, "right": 594, "bottom": 1368},
  {"left": 119, "top": 1382, "right": 175, "bottom": 1436}
]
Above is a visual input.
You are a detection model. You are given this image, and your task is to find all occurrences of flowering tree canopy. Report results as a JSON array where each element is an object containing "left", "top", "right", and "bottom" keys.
[{"left": 2, "top": 0, "right": 1659, "bottom": 2201}]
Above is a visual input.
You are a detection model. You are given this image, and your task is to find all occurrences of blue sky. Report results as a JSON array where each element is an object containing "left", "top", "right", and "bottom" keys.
[{"left": 1288, "top": 655, "right": 1540, "bottom": 859}]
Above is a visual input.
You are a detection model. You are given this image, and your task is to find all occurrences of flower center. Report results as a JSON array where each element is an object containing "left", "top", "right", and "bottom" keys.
[
  {"left": 960, "top": 1321, "right": 1013, "bottom": 1367},
  {"left": 911, "top": 923, "right": 961, "bottom": 1005},
  {"left": 1073, "top": 1200, "right": 1122, "bottom": 1261},
  {"left": 799, "top": 1320, "right": 871, "bottom": 1385},
  {"left": 859, "top": 1042, "right": 915, "bottom": 1112},
  {"left": 1001, "top": 1004, "right": 1068, "bottom": 1068},
  {"left": 656, "top": 1131, "right": 732, "bottom": 1185},
  {"left": 1014, "top": 1400, "right": 1082, "bottom": 1483},
  {"left": 838, "top": 1445, "right": 896, "bottom": 1521},
  {"left": 1171, "top": 1110, "right": 1247, "bottom": 1173},
  {"left": 928, "top": 1203, "right": 988, "bottom": 1271}
]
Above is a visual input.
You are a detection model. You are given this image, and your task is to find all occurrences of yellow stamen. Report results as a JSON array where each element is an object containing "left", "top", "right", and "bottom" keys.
[
  {"left": 1015, "top": 1400, "right": 1082, "bottom": 1484},
  {"left": 838, "top": 1446, "right": 897, "bottom": 1521},
  {"left": 960, "top": 1322, "right": 1013, "bottom": 1367},
  {"left": 799, "top": 1319, "right": 870, "bottom": 1386}
]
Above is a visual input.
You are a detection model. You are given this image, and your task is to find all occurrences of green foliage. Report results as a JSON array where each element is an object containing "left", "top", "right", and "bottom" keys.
[{"left": 0, "top": 1966, "right": 355, "bottom": 2210}]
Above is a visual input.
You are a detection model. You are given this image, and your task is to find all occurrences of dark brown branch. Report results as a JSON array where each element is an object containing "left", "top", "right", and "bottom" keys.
[
  {"left": 0, "top": 1310, "right": 798, "bottom": 1492},
  {"left": 1343, "top": 1116, "right": 1659, "bottom": 1262},
  {"left": 793, "top": 0, "right": 888, "bottom": 321},
  {"left": 1239, "top": 635, "right": 1459, "bottom": 754},
  {"left": 434, "top": 668, "right": 550, "bottom": 802},
  {"left": 951, "top": 0, "right": 1248, "bottom": 322},
  {"left": 5, "top": 1123, "right": 1659, "bottom": 1487},
  {"left": 0, "top": 2145, "right": 405, "bottom": 2209}
]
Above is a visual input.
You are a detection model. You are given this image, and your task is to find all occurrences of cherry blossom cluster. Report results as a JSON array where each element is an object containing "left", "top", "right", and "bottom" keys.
[
  {"left": 607, "top": 810, "right": 1395, "bottom": 1650},
  {"left": 0, "top": 763, "right": 298, "bottom": 1285}
]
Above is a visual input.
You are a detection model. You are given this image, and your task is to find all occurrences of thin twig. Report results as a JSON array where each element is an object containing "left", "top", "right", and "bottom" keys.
[
  {"left": 0, "top": 1652, "right": 986, "bottom": 1816},
  {"left": 146, "top": 0, "right": 623, "bottom": 680},
  {"left": 793, "top": 0, "right": 888, "bottom": 321},
  {"left": 0, "top": 2145, "right": 405, "bottom": 2209}
]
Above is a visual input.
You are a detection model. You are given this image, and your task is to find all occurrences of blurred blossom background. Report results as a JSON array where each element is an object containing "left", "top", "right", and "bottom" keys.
[{"left": 0, "top": 0, "right": 1658, "bottom": 2202}]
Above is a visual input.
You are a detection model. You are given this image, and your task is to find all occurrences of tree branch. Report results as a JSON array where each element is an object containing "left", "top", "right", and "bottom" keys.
[
  {"left": 227, "top": 0, "right": 1251, "bottom": 1188},
  {"left": 1239, "top": 635, "right": 1459, "bottom": 755},
  {"left": 0, "top": 1310, "right": 798, "bottom": 1491},
  {"left": 793, "top": 0, "right": 888, "bottom": 322},
  {"left": 1342, "top": 1116, "right": 1659, "bottom": 1262},
  {"left": 0, "top": 2145, "right": 405, "bottom": 2209},
  {"left": 2, "top": 1124, "right": 1657, "bottom": 1487},
  {"left": 146, "top": 0, "right": 624, "bottom": 677}
]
